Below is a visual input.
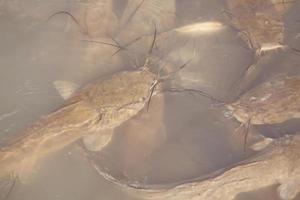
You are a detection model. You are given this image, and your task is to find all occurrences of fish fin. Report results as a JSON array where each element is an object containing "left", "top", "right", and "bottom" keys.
[
  {"left": 278, "top": 177, "right": 300, "bottom": 200},
  {"left": 250, "top": 137, "right": 274, "bottom": 151},
  {"left": 53, "top": 80, "right": 79, "bottom": 100},
  {"left": 82, "top": 130, "right": 114, "bottom": 152}
]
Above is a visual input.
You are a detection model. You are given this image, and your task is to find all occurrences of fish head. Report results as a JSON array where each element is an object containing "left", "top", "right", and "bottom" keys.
[
  {"left": 226, "top": 103, "right": 251, "bottom": 124},
  {"left": 251, "top": 13, "right": 284, "bottom": 48}
]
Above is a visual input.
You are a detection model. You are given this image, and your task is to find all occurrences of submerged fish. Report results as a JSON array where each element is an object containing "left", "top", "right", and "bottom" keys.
[
  {"left": 225, "top": 0, "right": 292, "bottom": 53},
  {"left": 81, "top": 74, "right": 300, "bottom": 200},
  {"left": 0, "top": 0, "right": 180, "bottom": 183},
  {"left": 227, "top": 75, "right": 300, "bottom": 125},
  {"left": 0, "top": 67, "right": 159, "bottom": 181},
  {"left": 110, "top": 134, "right": 300, "bottom": 200},
  {"left": 224, "top": 74, "right": 300, "bottom": 150},
  {"left": 220, "top": 0, "right": 294, "bottom": 94}
]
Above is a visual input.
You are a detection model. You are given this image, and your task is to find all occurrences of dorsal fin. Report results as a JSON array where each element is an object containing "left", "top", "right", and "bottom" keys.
[
  {"left": 82, "top": 130, "right": 114, "bottom": 152},
  {"left": 53, "top": 80, "right": 79, "bottom": 100}
]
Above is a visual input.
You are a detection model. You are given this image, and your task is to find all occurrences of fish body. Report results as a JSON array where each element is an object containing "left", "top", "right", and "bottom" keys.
[
  {"left": 225, "top": 0, "right": 294, "bottom": 95},
  {"left": 226, "top": 0, "right": 289, "bottom": 52},
  {"left": 0, "top": 68, "right": 156, "bottom": 180},
  {"left": 227, "top": 75, "right": 300, "bottom": 125},
  {"left": 68, "top": 69, "right": 156, "bottom": 129},
  {"left": 111, "top": 135, "right": 300, "bottom": 200}
]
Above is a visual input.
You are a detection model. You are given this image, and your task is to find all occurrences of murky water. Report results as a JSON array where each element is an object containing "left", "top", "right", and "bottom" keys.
[{"left": 1, "top": 0, "right": 300, "bottom": 199}]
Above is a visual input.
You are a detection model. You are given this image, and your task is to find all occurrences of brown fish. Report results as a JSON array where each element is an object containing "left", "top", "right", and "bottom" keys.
[
  {"left": 226, "top": 0, "right": 292, "bottom": 53},
  {"left": 224, "top": 0, "right": 295, "bottom": 94},
  {"left": 0, "top": 67, "right": 159, "bottom": 181},
  {"left": 110, "top": 134, "right": 300, "bottom": 200},
  {"left": 227, "top": 75, "right": 300, "bottom": 125},
  {"left": 0, "top": 0, "right": 179, "bottom": 182}
]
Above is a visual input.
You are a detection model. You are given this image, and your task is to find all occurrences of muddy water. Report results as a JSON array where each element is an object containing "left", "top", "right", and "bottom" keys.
[{"left": 0, "top": 0, "right": 300, "bottom": 200}]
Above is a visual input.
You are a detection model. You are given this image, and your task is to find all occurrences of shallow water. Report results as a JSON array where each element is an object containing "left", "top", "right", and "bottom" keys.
[{"left": 1, "top": 0, "right": 300, "bottom": 199}]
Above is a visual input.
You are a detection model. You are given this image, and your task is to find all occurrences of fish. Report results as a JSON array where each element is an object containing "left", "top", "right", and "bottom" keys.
[
  {"left": 223, "top": 74, "right": 300, "bottom": 150},
  {"left": 225, "top": 0, "right": 292, "bottom": 54},
  {"left": 164, "top": 74, "right": 300, "bottom": 149},
  {"left": 81, "top": 93, "right": 167, "bottom": 183},
  {"left": 78, "top": 74, "right": 300, "bottom": 200},
  {"left": 0, "top": 0, "right": 182, "bottom": 183},
  {"left": 93, "top": 134, "right": 300, "bottom": 200},
  {"left": 224, "top": 0, "right": 296, "bottom": 94},
  {"left": 0, "top": 66, "right": 160, "bottom": 182},
  {"left": 227, "top": 74, "right": 300, "bottom": 125}
]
